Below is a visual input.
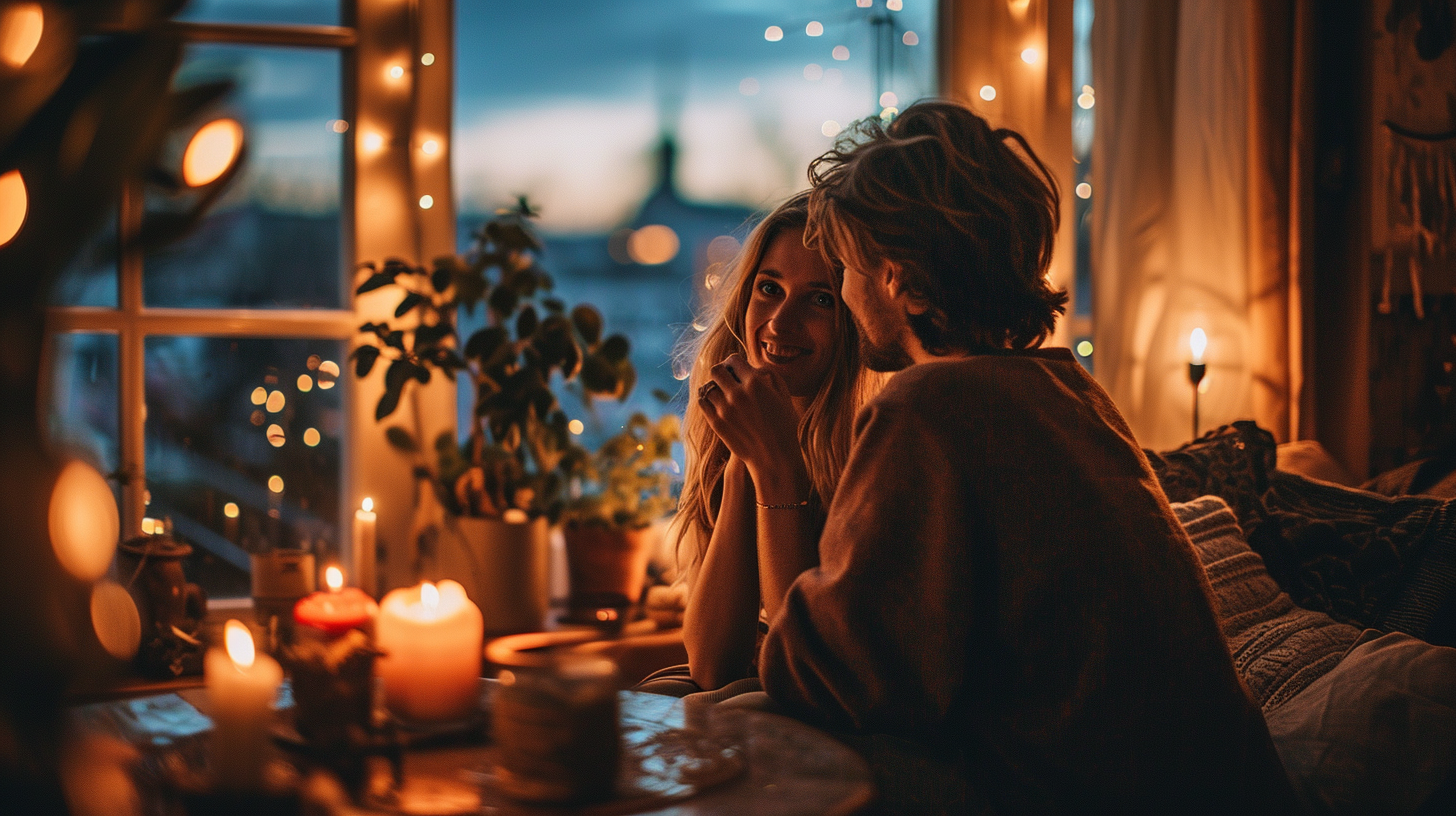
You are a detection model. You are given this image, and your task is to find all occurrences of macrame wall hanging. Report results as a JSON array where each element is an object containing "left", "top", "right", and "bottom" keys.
[{"left": 1378, "top": 0, "right": 1456, "bottom": 319}]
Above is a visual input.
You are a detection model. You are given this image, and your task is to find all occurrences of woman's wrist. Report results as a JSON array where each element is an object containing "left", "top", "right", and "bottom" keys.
[{"left": 744, "top": 458, "right": 813, "bottom": 507}]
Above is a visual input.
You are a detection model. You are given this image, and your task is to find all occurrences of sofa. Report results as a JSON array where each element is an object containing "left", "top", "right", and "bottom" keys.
[{"left": 1150, "top": 422, "right": 1456, "bottom": 813}]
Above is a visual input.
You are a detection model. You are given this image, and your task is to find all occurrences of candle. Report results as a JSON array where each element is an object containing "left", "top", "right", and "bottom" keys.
[
  {"left": 205, "top": 620, "right": 282, "bottom": 790},
  {"left": 1189, "top": 327, "right": 1207, "bottom": 365},
  {"left": 293, "top": 565, "right": 378, "bottom": 637},
  {"left": 376, "top": 580, "right": 483, "bottom": 722},
  {"left": 353, "top": 498, "right": 377, "bottom": 597}
]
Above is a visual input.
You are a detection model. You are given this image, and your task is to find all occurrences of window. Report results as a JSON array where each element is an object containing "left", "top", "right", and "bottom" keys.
[
  {"left": 452, "top": 1, "right": 938, "bottom": 448},
  {"left": 45, "top": 1, "right": 371, "bottom": 598}
]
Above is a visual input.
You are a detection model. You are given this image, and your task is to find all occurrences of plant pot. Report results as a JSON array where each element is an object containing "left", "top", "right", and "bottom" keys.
[
  {"left": 562, "top": 523, "right": 659, "bottom": 617},
  {"left": 436, "top": 514, "right": 550, "bottom": 637}
]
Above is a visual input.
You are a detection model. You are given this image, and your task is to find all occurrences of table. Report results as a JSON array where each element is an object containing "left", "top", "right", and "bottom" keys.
[{"left": 70, "top": 684, "right": 874, "bottom": 815}]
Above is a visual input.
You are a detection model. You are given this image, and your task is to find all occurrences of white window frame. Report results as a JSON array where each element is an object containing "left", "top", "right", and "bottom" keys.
[{"left": 43, "top": 1, "right": 458, "bottom": 591}]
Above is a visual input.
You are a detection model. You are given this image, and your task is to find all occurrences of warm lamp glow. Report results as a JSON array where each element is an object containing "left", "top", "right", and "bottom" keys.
[
  {"left": 1190, "top": 328, "right": 1208, "bottom": 364},
  {"left": 421, "top": 581, "right": 439, "bottom": 611},
  {"left": 182, "top": 119, "right": 243, "bottom": 187},
  {"left": 362, "top": 497, "right": 374, "bottom": 513},
  {"left": 1, "top": 3, "right": 44, "bottom": 69},
  {"left": 223, "top": 502, "right": 240, "bottom": 519},
  {"left": 325, "top": 566, "right": 343, "bottom": 592},
  {"left": 979, "top": 85, "right": 997, "bottom": 101},
  {"left": 387, "top": 64, "right": 405, "bottom": 80},
  {"left": 421, "top": 138, "right": 440, "bottom": 155},
  {"left": 0, "top": 168, "right": 28, "bottom": 247},
  {"left": 420, "top": 52, "right": 435, "bottom": 66},
  {"left": 224, "top": 620, "right": 255, "bottom": 669},
  {"left": 48, "top": 460, "right": 119, "bottom": 583},
  {"left": 628, "top": 224, "right": 679, "bottom": 265},
  {"left": 361, "top": 131, "right": 385, "bottom": 154},
  {"left": 568, "top": 419, "right": 584, "bottom": 435},
  {"left": 1021, "top": 47, "right": 1039, "bottom": 64},
  {"left": 419, "top": 194, "right": 434, "bottom": 209}
]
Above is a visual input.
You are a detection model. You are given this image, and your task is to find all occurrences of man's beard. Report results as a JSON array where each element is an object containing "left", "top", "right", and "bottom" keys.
[{"left": 853, "top": 316, "right": 914, "bottom": 372}]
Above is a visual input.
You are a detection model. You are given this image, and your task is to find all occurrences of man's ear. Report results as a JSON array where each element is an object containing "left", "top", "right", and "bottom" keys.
[{"left": 883, "top": 262, "right": 930, "bottom": 316}]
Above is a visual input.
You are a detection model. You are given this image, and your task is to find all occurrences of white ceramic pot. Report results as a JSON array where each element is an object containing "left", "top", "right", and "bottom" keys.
[{"left": 434, "top": 514, "right": 550, "bottom": 636}]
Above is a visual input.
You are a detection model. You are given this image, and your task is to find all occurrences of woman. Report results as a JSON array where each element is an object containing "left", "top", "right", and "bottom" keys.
[{"left": 669, "top": 192, "right": 881, "bottom": 691}]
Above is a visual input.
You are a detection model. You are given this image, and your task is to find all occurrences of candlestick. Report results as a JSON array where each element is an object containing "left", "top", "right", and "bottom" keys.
[
  {"left": 376, "top": 580, "right": 483, "bottom": 722},
  {"left": 353, "top": 498, "right": 377, "bottom": 598},
  {"left": 205, "top": 620, "right": 282, "bottom": 791},
  {"left": 1188, "top": 328, "right": 1208, "bottom": 440}
]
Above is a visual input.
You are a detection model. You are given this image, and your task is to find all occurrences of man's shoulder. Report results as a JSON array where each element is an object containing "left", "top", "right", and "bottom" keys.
[{"left": 875, "top": 349, "right": 1084, "bottom": 408}]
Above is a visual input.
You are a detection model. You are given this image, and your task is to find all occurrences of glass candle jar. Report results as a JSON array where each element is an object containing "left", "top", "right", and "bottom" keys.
[{"left": 490, "top": 653, "right": 620, "bottom": 804}]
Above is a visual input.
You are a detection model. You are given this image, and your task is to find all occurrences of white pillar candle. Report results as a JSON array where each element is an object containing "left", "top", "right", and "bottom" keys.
[
  {"left": 376, "top": 580, "right": 483, "bottom": 722},
  {"left": 205, "top": 620, "right": 282, "bottom": 790},
  {"left": 352, "top": 498, "right": 377, "bottom": 597}
]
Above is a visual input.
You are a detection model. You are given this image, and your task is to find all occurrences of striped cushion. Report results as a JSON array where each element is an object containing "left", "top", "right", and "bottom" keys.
[{"left": 1172, "top": 496, "right": 1362, "bottom": 712}]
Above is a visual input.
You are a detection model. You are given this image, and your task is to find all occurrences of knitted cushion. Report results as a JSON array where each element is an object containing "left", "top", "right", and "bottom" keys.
[
  {"left": 1150, "top": 425, "right": 1456, "bottom": 643},
  {"left": 1172, "top": 496, "right": 1361, "bottom": 712}
]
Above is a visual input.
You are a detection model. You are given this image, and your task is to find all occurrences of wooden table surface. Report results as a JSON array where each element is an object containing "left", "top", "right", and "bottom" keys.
[{"left": 71, "top": 684, "right": 875, "bottom": 816}]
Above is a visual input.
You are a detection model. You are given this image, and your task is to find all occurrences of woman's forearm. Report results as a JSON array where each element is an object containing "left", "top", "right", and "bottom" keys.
[
  {"left": 745, "top": 457, "right": 821, "bottom": 622},
  {"left": 682, "top": 461, "right": 762, "bottom": 689}
]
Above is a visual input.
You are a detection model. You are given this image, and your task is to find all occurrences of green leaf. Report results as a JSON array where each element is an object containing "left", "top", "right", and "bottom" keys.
[
  {"left": 571, "top": 305, "right": 603, "bottom": 346},
  {"left": 394, "top": 291, "right": 426, "bottom": 318},
  {"left": 352, "top": 345, "right": 381, "bottom": 377},
  {"left": 385, "top": 426, "right": 419, "bottom": 453}
]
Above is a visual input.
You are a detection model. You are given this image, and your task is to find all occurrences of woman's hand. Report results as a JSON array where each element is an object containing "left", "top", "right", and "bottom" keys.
[{"left": 697, "top": 352, "right": 811, "bottom": 504}]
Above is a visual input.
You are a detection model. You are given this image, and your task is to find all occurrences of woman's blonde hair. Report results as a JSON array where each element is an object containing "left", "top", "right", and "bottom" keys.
[{"left": 671, "top": 191, "right": 880, "bottom": 579}]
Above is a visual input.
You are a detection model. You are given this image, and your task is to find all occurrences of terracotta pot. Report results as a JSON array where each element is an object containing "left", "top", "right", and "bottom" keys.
[
  {"left": 436, "top": 514, "right": 550, "bottom": 636},
  {"left": 562, "top": 523, "right": 658, "bottom": 613}
]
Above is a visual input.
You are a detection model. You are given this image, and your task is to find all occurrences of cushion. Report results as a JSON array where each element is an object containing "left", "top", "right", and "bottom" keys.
[
  {"left": 1264, "top": 629, "right": 1456, "bottom": 813},
  {"left": 1171, "top": 496, "right": 1361, "bottom": 712},
  {"left": 1276, "top": 440, "right": 1358, "bottom": 487},
  {"left": 1150, "top": 424, "right": 1456, "bottom": 644}
]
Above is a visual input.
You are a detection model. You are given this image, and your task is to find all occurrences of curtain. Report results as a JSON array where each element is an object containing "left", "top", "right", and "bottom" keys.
[{"left": 1091, "top": 0, "right": 1312, "bottom": 451}]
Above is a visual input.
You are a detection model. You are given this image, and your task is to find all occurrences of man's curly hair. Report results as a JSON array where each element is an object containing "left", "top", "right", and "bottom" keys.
[{"left": 806, "top": 100, "right": 1067, "bottom": 354}]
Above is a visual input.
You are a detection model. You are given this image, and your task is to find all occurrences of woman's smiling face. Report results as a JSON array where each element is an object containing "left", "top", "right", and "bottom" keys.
[{"left": 744, "top": 227, "right": 839, "bottom": 398}]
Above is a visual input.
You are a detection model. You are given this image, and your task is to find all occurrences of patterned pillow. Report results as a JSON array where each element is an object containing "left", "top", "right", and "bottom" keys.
[
  {"left": 1150, "top": 425, "right": 1456, "bottom": 643},
  {"left": 1172, "top": 496, "right": 1361, "bottom": 712}
]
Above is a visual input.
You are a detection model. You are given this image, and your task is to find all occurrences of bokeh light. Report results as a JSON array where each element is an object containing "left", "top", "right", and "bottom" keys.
[
  {"left": 91, "top": 581, "right": 141, "bottom": 661},
  {"left": 821, "top": 120, "right": 841, "bottom": 137},
  {"left": 1, "top": 3, "right": 44, "bottom": 69},
  {"left": 627, "top": 225, "right": 679, "bottom": 265},
  {"left": 1021, "top": 48, "right": 1039, "bottom": 64},
  {"left": 303, "top": 428, "right": 321, "bottom": 447},
  {"left": 297, "top": 374, "right": 313, "bottom": 392},
  {"left": 224, "top": 502, "right": 240, "bottom": 519},
  {"left": 182, "top": 119, "right": 243, "bottom": 187},
  {"left": 880, "top": 91, "right": 898, "bottom": 107},
  {"left": 0, "top": 169, "right": 28, "bottom": 247},
  {"left": 568, "top": 419, "right": 584, "bottom": 435},
  {"left": 266, "top": 424, "right": 285, "bottom": 447},
  {"left": 48, "top": 460, "right": 119, "bottom": 583},
  {"left": 806, "top": 21, "right": 823, "bottom": 37},
  {"left": 903, "top": 31, "right": 919, "bottom": 46},
  {"left": 764, "top": 26, "right": 782, "bottom": 42},
  {"left": 979, "top": 85, "right": 997, "bottom": 101},
  {"left": 804, "top": 63, "right": 823, "bottom": 81},
  {"left": 266, "top": 390, "right": 285, "bottom": 412},
  {"left": 832, "top": 45, "right": 849, "bottom": 61},
  {"left": 250, "top": 386, "right": 266, "bottom": 405},
  {"left": 1076, "top": 340, "right": 1094, "bottom": 357},
  {"left": 1075, "top": 182, "right": 1092, "bottom": 199},
  {"left": 317, "top": 360, "right": 339, "bottom": 388},
  {"left": 268, "top": 475, "right": 284, "bottom": 493}
]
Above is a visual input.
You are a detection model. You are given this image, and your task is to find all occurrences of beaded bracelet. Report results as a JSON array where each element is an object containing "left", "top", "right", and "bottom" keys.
[{"left": 756, "top": 498, "right": 811, "bottom": 510}]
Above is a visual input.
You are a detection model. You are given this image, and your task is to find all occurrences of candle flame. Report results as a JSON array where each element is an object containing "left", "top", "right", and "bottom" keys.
[
  {"left": 325, "top": 565, "right": 343, "bottom": 591},
  {"left": 224, "top": 619, "right": 255, "bottom": 669},
  {"left": 361, "top": 497, "right": 373, "bottom": 513},
  {"left": 1189, "top": 328, "right": 1208, "bottom": 364},
  {"left": 421, "top": 581, "right": 439, "bottom": 610}
]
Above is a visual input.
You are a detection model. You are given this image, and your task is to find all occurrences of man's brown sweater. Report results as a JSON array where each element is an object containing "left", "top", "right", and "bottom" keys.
[{"left": 758, "top": 349, "right": 1299, "bottom": 813}]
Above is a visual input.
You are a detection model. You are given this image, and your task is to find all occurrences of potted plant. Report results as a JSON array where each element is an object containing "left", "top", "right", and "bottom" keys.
[
  {"left": 558, "top": 412, "right": 681, "bottom": 621},
  {"left": 351, "top": 198, "right": 637, "bottom": 634}
]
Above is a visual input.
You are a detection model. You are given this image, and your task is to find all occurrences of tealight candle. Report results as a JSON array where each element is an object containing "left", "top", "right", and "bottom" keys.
[
  {"left": 205, "top": 620, "right": 282, "bottom": 790},
  {"left": 376, "top": 580, "right": 483, "bottom": 722},
  {"left": 293, "top": 565, "right": 378, "bottom": 637}
]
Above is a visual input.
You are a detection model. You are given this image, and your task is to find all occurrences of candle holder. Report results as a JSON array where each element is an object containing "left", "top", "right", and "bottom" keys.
[{"left": 1189, "top": 361, "right": 1207, "bottom": 440}]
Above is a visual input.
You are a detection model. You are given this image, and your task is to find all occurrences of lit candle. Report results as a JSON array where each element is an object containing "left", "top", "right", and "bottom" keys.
[
  {"left": 353, "top": 498, "right": 377, "bottom": 597},
  {"left": 1189, "top": 327, "right": 1207, "bottom": 365},
  {"left": 376, "top": 580, "right": 483, "bottom": 722},
  {"left": 205, "top": 620, "right": 282, "bottom": 790},
  {"left": 293, "top": 565, "right": 378, "bottom": 637}
]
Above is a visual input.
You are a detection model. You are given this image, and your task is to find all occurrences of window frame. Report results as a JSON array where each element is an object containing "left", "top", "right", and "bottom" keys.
[{"left": 42, "top": 1, "right": 459, "bottom": 593}]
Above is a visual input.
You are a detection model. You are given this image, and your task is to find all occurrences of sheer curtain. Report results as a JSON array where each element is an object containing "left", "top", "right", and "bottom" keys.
[{"left": 1091, "top": 0, "right": 1312, "bottom": 451}]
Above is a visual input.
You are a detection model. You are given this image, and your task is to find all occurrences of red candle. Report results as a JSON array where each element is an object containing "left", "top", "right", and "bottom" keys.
[{"left": 293, "top": 565, "right": 378, "bottom": 636}]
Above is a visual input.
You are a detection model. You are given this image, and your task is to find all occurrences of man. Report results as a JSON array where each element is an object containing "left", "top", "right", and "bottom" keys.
[{"left": 750, "top": 101, "right": 1298, "bottom": 813}]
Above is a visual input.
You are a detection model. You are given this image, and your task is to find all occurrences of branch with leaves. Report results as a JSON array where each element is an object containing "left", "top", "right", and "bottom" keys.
[{"left": 350, "top": 198, "right": 637, "bottom": 520}]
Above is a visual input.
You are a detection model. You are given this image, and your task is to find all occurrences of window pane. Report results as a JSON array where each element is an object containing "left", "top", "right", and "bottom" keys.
[
  {"left": 175, "top": 0, "right": 340, "bottom": 27},
  {"left": 46, "top": 333, "right": 121, "bottom": 483},
  {"left": 145, "top": 336, "right": 344, "bottom": 599},
  {"left": 50, "top": 209, "right": 118, "bottom": 308},
  {"left": 453, "top": 1, "right": 938, "bottom": 446},
  {"left": 144, "top": 44, "right": 344, "bottom": 309}
]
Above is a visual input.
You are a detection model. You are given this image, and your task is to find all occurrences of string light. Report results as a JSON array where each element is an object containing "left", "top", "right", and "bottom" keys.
[
  {"left": 420, "top": 52, "right": 435, "bottom": 66},
  {"left": 421, "top": 138, "right": 440, "bottom": 155},
  {"left": 419, "top": 194, "right": 434, "bottom": 209},
  {"left": 1075, "top": 182, "right": 1091, "bottom": 199},
  {"left": 304, "top": 428, "right": 321, "bottom": 447},
  {"left": 806, "top": 21, "right": 823, "bottom": 36},
  {"left": 764, "top": 26, "right": 783, "bottom": 42}
]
